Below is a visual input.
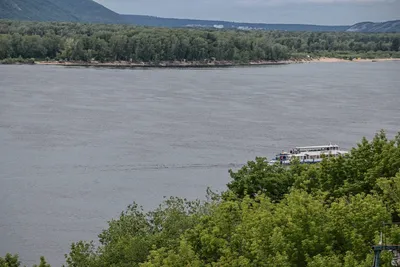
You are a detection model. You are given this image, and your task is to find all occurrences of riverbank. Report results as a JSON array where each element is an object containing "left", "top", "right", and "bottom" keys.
[
  {"left": 35, "top": 57, "right": 400, "bottom": 67},
  {"left": 306, "top": 57, "right": 400, "bottom": 63},
  {"left": 34, "top": 57, "right": 400, "bottom": 67},
  {"left": 2, "top": 57, "right": 399, "bottom": 67},
  {"left": 35, "top": 60, "right": 291, "bottom": 68}
]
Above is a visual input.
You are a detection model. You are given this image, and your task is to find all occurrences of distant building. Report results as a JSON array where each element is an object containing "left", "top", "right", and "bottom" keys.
[{"left": 237, "top": 26, "right": 252, "bottom": 31}]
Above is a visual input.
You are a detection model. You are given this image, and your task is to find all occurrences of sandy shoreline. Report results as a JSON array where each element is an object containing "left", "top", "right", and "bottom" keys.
[
  {"left": 306, "top": 57, "right": 400, "bottom": 63},
  {"left": 3, "top": 57, "right": 399, "bottom": 68}
]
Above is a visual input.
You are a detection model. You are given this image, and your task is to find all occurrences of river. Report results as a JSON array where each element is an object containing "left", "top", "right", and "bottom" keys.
[{"left": 0, "top": 62, "right": 399, "bottom": 266}]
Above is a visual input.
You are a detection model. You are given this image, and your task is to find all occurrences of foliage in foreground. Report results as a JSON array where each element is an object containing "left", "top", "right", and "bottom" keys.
[
  {"left": 0, "top": 254, "right": 50, "bottom": 267},
  {"left": 2, "top": 130, "right": 400, "bottom": 266}
]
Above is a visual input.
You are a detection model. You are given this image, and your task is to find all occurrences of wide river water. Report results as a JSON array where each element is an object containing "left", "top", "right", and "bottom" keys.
[{"left": 0, "top": 62, "right": 399, "bottom": 265}]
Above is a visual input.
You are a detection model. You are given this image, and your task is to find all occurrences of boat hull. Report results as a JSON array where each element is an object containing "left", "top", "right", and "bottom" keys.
[{"left": 268, "top": 159, "right": 323, "bottom": 166}]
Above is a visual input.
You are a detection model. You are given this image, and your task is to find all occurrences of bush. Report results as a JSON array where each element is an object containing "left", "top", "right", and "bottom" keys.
[{"left": 0, "top": 57, "right": 35, "bottom": 64}]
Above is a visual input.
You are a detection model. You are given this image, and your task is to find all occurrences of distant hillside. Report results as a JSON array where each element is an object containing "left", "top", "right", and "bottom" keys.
[
  {"left": 347, "top": 20, "right": 400, "bottom": 33},
  {"left": 0, "top": 0, "right": 398, "bottom": 33},
  {"left": 0, "top": 0, "right": 348, "bottom": 31},
  {"left": 49, "top": 0, "right": 123, "bottom": 24},
  {"left": 121, "top": 15, "right": 349, "bottom": 32},
  {"left": 0, "top": 0, "right": 78, "bottom": 21},
  {"left": 0, "top": 0, "right": 123, "bottom": 23}
]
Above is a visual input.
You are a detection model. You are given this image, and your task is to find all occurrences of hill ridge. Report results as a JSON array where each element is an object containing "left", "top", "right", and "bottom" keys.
[
  {"left": 346, "top": 20, "right": 400, "bottom": 33},
  {"left": 1, "top": 0, "right": 399, "bottom": 32}
]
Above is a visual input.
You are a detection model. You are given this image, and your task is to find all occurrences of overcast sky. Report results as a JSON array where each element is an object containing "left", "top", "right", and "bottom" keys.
[{"left": 94, "top": 0, "right": 399, "bottom": 25}]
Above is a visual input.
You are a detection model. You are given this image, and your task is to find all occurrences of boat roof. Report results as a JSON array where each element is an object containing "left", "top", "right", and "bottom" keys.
[
  {"left": 293, "top": 150, "right": 348, "bottom": 156},
  {"left": 295, "top": 144, "right": 339, "bottom": 149},
  {"left": 277, "top": 150, "right": 348, "bottom": 156}
]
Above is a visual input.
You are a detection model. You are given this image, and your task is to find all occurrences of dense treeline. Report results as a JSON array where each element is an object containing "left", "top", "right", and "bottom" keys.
[
  {"left": 2, "top": 130, "right": 400, "bottom": 267},
  {"left": 0, "top": 20, "right": 399, "bottom": 64}
]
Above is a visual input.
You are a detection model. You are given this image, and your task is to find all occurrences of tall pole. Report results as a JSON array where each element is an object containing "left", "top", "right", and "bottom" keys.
[
  {"left": 372, "top": 245, "right": 400, "bottom": 267},
  {"left": 373, "top": 249, "right": 381, "bottom": 267}
]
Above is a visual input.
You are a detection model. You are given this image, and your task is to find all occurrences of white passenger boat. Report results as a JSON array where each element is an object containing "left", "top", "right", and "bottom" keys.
[{"left": 268, "top": 144, "right": 349, "bottom": 165}]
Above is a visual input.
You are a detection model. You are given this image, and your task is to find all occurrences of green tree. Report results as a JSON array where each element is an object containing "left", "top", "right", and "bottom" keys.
[
  {"left": 0, "top": 35, "right": 12, "bottom": 59},
  {"left": 227, "top": 157, "right": 304, "bottom": 201},
  {"left": 0, "top": 254, "right": 51, "bottom": 267},
  {"left": 140, "top": 240, "right": 202, "bottom": 267},
  {"left": 0, "top": 254, "right": 20, "bottom": 267},
  {"left": 33, "top": 257, "right": 51, "bottom": 267},
  {"left": 391, "top": 37, "right": 400, "bottom": 51}
]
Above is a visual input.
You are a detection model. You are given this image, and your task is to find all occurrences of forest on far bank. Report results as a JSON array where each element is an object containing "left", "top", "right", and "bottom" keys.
[
  {"left": 0, "top": 20, "right": 400, "bottom": 64},
  {"left": 2, "top": 130, "right": 400, "bottom": 267}
]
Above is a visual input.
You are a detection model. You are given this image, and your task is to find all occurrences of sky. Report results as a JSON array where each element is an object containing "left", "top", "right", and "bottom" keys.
[{"left": 94, "top": 0, "right": 400, "bottom": 25}]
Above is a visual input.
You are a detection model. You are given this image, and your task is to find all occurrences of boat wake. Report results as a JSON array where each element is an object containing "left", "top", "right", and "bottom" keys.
[
  {"left": 28, "top": 163, "right": 246, "bottom": 175},
  {"left": 94, "top": 163, "right": 246, "bottom": 172}
]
